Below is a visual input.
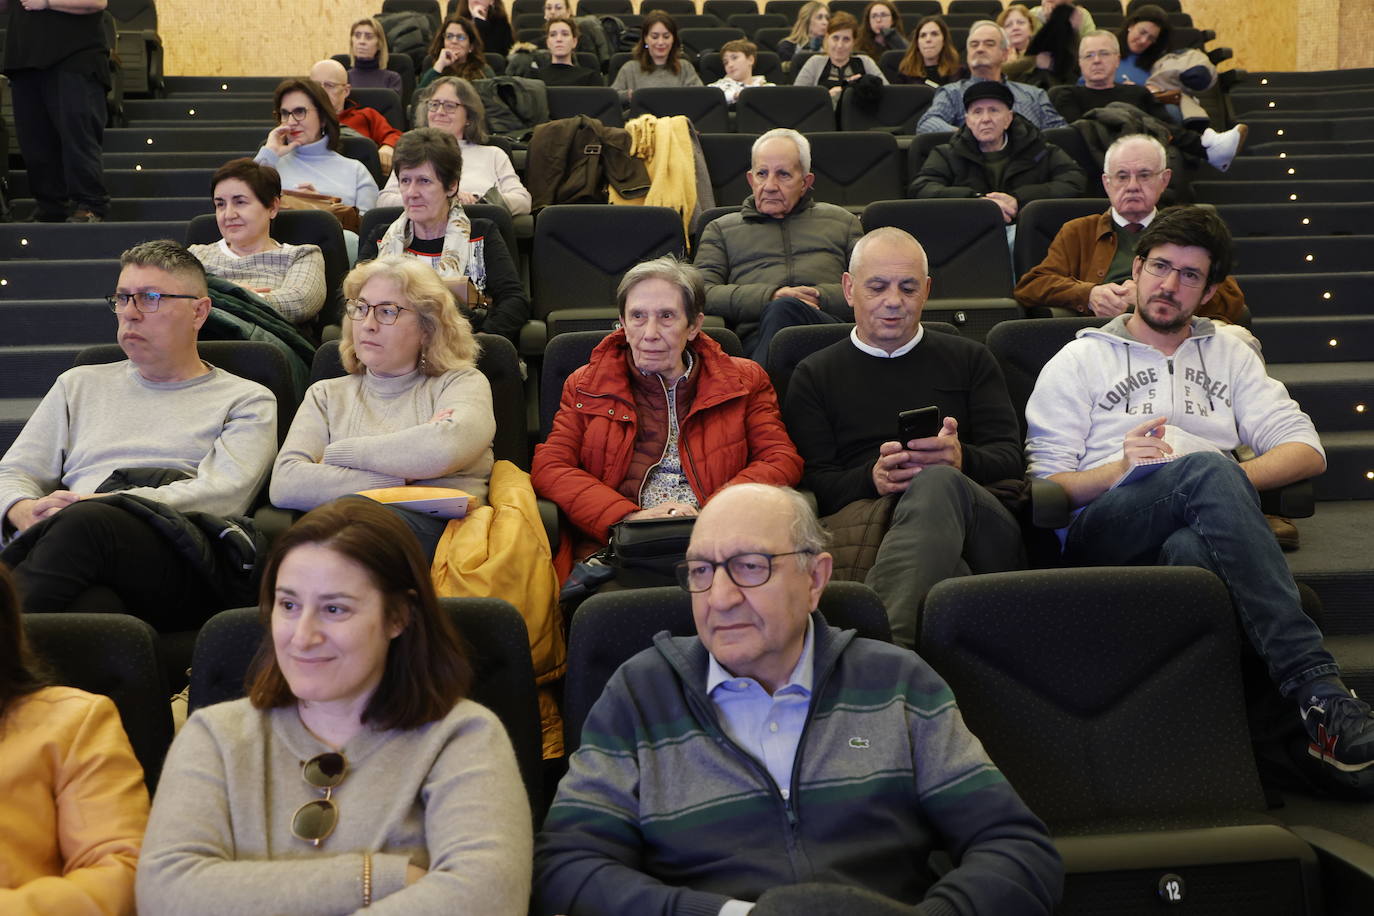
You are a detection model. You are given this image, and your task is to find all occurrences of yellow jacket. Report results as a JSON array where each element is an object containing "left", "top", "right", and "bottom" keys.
[
  {"left": 611, "top": 113, "right": 700, "bottom": 245},
  {"left": 430, "top": 460, "right": 567, "bottom": 758}
]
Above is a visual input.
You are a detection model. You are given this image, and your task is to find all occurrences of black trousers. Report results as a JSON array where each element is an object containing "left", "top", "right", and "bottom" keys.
[
  {"left": 9, "top": 65, "right": 109, "bottom": 218},
  {"left": 10, "top": 501, "right": 215, "bottom": 631}
]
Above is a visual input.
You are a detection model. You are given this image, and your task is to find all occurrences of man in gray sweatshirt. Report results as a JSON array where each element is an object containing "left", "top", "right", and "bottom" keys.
[{"left": 0, "top": 240, "right": 277, "bottom": 627}]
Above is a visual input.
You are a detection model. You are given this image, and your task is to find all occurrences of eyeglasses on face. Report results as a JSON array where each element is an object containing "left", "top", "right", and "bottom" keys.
[
  {"left": 279, "top": 106, "right": 312, "bottom": 122},
  {"left": 1079, "top": 49, "right": 1118, "bottom": 60},
  {"left": 675, "top": 550, "right": 815, "bottom": 593},
  {"left": 1139, "top": 257, "right": 1207, "bottom": 288},
  {"left": 1105, "top": 169, "right": 1162, "bottom": 186},
  {"left": 344, "top": 298, "right": 410, "bottom": 324},
  {"left": 426, "top": 99, "right": 463, "bottom": 114},
  {"left": 106, "top": 291, "right": 200, "bottom": 313},
  {"left": 292, "top": 752, "right": 348, "bottom": 847},
  {"left": 444, "top": 31, "right": 470, "bottom": 43}
]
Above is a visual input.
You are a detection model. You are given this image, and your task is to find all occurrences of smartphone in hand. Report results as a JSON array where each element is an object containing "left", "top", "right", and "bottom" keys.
[{"left": 897, "top": 406, "right": 941, "bottom": 445}]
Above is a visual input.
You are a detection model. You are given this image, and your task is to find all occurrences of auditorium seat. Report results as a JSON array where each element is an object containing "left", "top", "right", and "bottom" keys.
[
  {"left": 628, "top": 86, "right": 729, "bottom": 132},
  {"left": 698, "top": 132, "right": 756, "bottom": 207},
  {"left": 807, "top": 131, "right": 904, "bottom": 209},
  {"left": 838, "top": 81, "right": 934, "bottom": 133},
  {"left": 736, "top": 85, "right": 835, "bottom": 134},
  {"left": 1012, "top": 197, "right": 1111, "bottom": 281},
  {"left": 545, "top": 86, "right": 624, "bottom": 127},
  {"left": 679, "top": 27, "right": 745, "bottom": 60}
]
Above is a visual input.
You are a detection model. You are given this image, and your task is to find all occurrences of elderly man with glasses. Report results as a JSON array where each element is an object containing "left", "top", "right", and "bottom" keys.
[
  {"left": 535, "top": 482, "right": 1063, "bottom": 916},
  {"left": 0, "top": 240, "right": 276, "bottom": 626},
  {"left": 1015, "top": 133, "right": 1247, "bottom": 324},
  {"left": 1025, "top": 205, "right": 1374, "bottom": 799}
]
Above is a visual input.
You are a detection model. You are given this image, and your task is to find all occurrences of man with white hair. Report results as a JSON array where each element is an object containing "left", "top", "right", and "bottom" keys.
[
  {"left": 309, "top": 59, "right": 400, "bottom": 173},
  {"left": 694, "top": 128, "right": 862, "bottom": 364},
  {"left": 917, "top": 21, "right": 1066, "bottom": 133},
  {"left": 1015, "top": 133, "right": 1246, "bottom": 321},
  {"left": 535, "top": 482, "right": 1063, "bottom": 915}
]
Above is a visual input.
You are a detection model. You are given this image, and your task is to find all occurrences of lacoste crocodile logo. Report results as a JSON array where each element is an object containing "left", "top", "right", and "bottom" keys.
[{"left": 848, "top": 737, "right": 870, "bottom": 749}]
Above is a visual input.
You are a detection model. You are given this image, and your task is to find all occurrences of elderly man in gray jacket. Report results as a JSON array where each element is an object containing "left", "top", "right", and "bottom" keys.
[{"left": 695, "top": 128, "right": 863, "bottom": 365}]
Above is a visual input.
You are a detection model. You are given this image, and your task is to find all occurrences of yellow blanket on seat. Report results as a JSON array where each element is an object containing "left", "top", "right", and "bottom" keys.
[
  {"left": 610, "top": 113, "right": 698, "bottom": 244},
  {"left": 429, "top": 460, "right": 567, "bottom": 759}
]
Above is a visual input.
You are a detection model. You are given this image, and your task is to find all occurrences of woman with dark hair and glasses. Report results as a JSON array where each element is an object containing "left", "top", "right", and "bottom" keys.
[
  {"left": 421, "top": 15, "right": 495, "bottom": 87},
  {"left": 137, "top": 498, "right": 531, "bottom": 914},
  {"left": 0, "top": 562, "right": 149, "bottom": 914},
  {"left": 255, "top": 78, "right": 379, "bottom": 213},
  {"left": 269, "top": 255, "right": 496, "bottom": 519}
]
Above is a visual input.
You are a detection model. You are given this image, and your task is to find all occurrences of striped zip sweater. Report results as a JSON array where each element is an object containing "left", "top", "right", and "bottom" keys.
[{"left": 534, "top": 615, "right": 1062, "bottom": 915}]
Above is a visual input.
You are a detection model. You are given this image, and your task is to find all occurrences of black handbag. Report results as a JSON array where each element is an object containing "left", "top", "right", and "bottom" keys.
[{"left": 609, "top": 516, "right": 696, "bottom": 587}]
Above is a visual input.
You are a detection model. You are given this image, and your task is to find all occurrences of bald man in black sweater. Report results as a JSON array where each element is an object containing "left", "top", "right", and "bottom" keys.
[{"left": 783, "top": 227, "right": 1025, "bottom": 648}]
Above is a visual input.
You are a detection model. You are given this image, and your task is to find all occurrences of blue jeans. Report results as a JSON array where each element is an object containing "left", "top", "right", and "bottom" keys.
[
  {"left": 745, "top": 296, "right": 843, "bottom": 368},
  {"left": 1064, "top": 451, "right": 1338, "bottom": 697}
]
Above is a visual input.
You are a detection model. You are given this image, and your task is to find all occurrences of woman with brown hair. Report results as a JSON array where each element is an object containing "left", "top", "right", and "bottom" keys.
[
  {"left": 254, "top": 78, "right": 379, "bottom": 212},
  {"left": 855, "top": 1, "right": 906, "bottom": 61},
  {"left": 895, "top": 15, "right": 963, "bottom": 86},
  {"left": 420, "top": 15, "right": 495, "bottom": 88},
  {"left": 610, "top": 9, "right": 702, "bottom": 102},
  {"left": 0, "top": 563, "right": 148, "bottom": 914},
  {"left": 137, "top": 499, "right": 531, "bottom": 915},
  {"left": 792, "top": 11, "right": 887, "bottom": 101}
]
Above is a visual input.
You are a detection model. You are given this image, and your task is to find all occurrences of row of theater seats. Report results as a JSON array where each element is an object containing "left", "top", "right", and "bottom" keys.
[{"left": 27, "top": 567, "right": 1374, "bottom": 913}]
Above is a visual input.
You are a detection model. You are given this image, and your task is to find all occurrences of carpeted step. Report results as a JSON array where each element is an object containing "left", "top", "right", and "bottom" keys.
[
  {"left": 0, "top": 221, "right": 191, "bottom": 261},
  {"left": 1232, "top": 236, "right": 1374, "bottom": 274},
  {"left": 123, "top": 97, "right": 271, "bottom": 122},
  {"left": 1324, "top": 635, "right": 1374, "bottom": 706},
  {"left": 0, "top": 345, "right": 89, "bottom": 398},
  {"left": 162, "top": 75, "right": 291, "bottom": 94},
  {"left": 1257, "top": 316, "right": 1374, "bottom": 364},
  {"left": 7, "top": 169, "right": 212, "bottom": 201},
  {"left": 1270, "top": 362, "right": 1374, "bottom": 433},
  {"left": 2, "top": 300, "right": 118, "bottom": 346},
  {"left": 1239, "top": 272, "right": 1371, "bottom": 318},
  {"left": 0, "top": 260, "right": 121, "bottom": 300},
  {"left": 1287, "top": 500, "right": 1374, "bottom": 630},
  {"left": 1221, "top": 155, "right": 1374, "bottom": 182},
  {"left": 0, "top": 397, "right": 44, "bottom": 456},
  {"left": 1312, "top": 431, "right": 1374, "bottom": 501},
  {"left": 1196, "top": 180, "right": 1374, "bottom": 205},
  {"left": 101, "top": 126, "right": 267, "bottom": 154}
]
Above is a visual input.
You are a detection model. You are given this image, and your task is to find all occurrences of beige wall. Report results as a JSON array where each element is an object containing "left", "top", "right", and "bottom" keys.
[{"left": 158, "top": 0, "right": 1374, "bottom": 78}]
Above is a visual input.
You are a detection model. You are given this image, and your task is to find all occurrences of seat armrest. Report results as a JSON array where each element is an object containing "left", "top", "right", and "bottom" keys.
[
  {"left": 253, "top": 505, "right": 300, "bottom": 546},
  {"left": 1260, "top": 479, "right": 1315, "bottom": 519},
  {"left": 1287, "top": 825, "right": 1374, "bottom": 910},
  {"left": 537, "top": 497, "right": 560, "bottom": 551},
  {"left": 1029, "top": 476, "right": 1071, "bottom": 529},
  {"left": 519, "top": 318, "right": 547, "bottom": 358}
]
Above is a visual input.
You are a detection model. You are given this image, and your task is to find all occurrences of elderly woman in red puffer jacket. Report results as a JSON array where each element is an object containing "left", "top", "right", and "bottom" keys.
[{"left": 533, "top": 256, "right": 803, "bottom": 577}]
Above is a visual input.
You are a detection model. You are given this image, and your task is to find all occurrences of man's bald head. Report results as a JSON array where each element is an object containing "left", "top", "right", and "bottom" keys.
[{"left": 309, "top": 59, "right": 350, "bottom": 113}]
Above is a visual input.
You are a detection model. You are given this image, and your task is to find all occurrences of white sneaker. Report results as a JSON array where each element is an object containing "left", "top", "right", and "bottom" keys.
[{"left": 1203, "top": 123, "right": 1248, "bottom": 171}]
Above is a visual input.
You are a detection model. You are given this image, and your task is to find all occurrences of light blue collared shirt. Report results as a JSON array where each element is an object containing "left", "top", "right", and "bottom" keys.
[{"left": 706, "top": 618, "right": 815, "bottom": 800}]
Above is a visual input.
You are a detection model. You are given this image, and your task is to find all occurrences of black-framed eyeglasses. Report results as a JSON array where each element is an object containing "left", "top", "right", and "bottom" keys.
[
  {"left": 106, "top": 291, "right": 200, "bottom": 314},
  {"left": 279, "top": 106, "right": 312, "bottom": 122},
  {"left": 1139, "top": 256, "right": 1207, "bottom": 288},
  {"left": 344, "top": 298, "right": 410, "bottom": 324},
  {"left": 292, "top": 751, "right": 348, "bottom": 847},
  {"left": 675, "top": 550, "right": 816, "bottom": 593},
  {"left": 426, "top": 99, "right": 463, "bottom": 114}
]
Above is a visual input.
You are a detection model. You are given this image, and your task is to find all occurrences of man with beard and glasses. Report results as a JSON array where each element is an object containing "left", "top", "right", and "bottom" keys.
[{"left": 1024, "top": 205, "right": 1374, "bottom": 799}]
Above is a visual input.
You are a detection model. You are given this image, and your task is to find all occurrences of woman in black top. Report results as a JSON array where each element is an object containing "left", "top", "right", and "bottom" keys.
[
  {"left": 893, "top": 15, "right": 964, "bottom": 86},
  {"left": 454, "top": 0, "right": 513, "bottom": 56}
]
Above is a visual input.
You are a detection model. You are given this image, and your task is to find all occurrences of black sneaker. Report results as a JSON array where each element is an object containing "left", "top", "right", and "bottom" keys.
[{"left": 1299, "top": 690, "right": 1374, "bottom": 793}]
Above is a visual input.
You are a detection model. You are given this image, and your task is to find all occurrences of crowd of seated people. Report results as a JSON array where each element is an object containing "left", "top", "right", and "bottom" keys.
[{"left": 10, "top": 2, "right": 1374, "bottom": 913}]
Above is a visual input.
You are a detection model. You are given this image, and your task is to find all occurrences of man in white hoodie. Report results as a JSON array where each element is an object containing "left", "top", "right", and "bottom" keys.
[{"left": 1024, "top": 205, "right": 1374, "bottom": 795}]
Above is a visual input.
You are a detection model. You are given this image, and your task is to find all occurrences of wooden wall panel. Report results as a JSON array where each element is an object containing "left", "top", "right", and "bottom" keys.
[{"left": 155, "top": 0, "right": 1368, "bottom": 78}]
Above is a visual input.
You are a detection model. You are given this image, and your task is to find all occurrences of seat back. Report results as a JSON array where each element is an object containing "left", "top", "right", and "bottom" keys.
[
  {"left": 563, "top": 581, "right": 890, "bottom": 754},
  {"left": 629, "top": 87, "right": 729, "bottom": 132},
  {"left": 921, "top": 567, "right": 1267, "bottom": 829},
  {"left": 838, "top": 83, "right": 935, "bottom": 133},
  {"left": 753, "top": 27, "right": 791, "bottom": 56},
  {"left": 861, "top": 198, "right": 1016, "bottom": 298},
  {"left": 726, "top": 13, "right": 789, "bottom": 33},
  {"left": 698, "top": 132, "right": 755, "bottom": 206},
  {"left": 538, "top": 326, "right": 744, "bottom": 438},
  {"left": 544, "top": 86, "right": 624, "bottom": 126},
  {"left": 678, "top": 26, "right": 745, "bottom": 60},
  {"left": 808, "top": 131, "right": 903, "bottom": 207},
  {"left": 340, "top": 134, "right": 385, "bottom": 186},
  {"left": 704, "top": 0, "right": 759, "bottom": 19},
  {"left": 736, "top": 85, "right": 836, "bottom": 133},
  {"left": 382, "top": 0, "right": 443, "bottom": 33},
  {"left": 350, "top": 87, "right": 408, "bottom": 130},
  {"left": 894, "top": 0, "right": 941, "bottom": 16},
  {"left": 311, "top": 333, "right": 529, "bottom": 468},
  {"left": 187, "top": 597, "right": 545, "bottom": 823},
  {"left": 25, "top": 613, "right": 172, "bottom": 791},
  {"left": 1011, "top": 197, "right": 1107, "bottom": 279},
  {"left": 74, "top": 341, "right": 300, "bottom": 442},
  {"left": 984, "top": 316, "right": 1106, "bottom": 435},
  {"left": 578, "top": 0, "right": 633, "bottom": 13},
  {"left": 186, "top": 209, "right": 351, "bottom": 331},
  {"left": 531, "top": 205, "right": 686, "bottom": 318},
  {"left": 767, "top": 320, "right": 959, "bottom": 407}
]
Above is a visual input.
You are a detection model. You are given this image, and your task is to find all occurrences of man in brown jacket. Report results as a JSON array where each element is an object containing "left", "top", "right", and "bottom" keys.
[{"left": 1014, "top": 133, "right": 1245, "bottom": 324}]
